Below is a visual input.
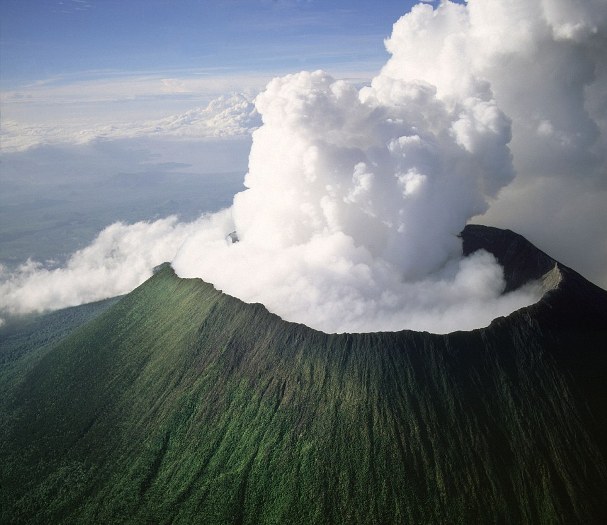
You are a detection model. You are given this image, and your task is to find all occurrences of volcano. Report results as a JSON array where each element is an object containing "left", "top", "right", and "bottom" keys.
[{"left": 1, "top": 225, "right": 606, "bottom": 524}]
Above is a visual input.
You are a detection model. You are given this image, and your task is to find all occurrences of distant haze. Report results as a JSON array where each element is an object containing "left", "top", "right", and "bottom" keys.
[{"left": 1, "top": 0, "right": 606, "bottom": 333}]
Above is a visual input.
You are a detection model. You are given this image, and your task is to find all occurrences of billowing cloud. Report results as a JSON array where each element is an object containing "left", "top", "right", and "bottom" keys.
[
  {"left": 2, "top": 0, "right": 605, "bottom": 333},
  {"left": 173, "top": 0, "right": 606, "bottom": 332},
  {"left": 462, "top": 0, "right": 607, "bottom": 287},
  {"left": 239, "top": 67, "right": 513, "bottom": 281},
  {"left": 172, "top": 210, "right": 540, "bottom": 334},
  {"left": 377, "top": 0, "right": 606, "bottom": 287},
  {"left": 170, "top": 64, "right": 538, "bottom": 333}
]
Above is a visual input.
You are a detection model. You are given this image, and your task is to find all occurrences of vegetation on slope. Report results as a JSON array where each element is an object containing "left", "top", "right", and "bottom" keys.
[
  {"left": 0, "top": 297, "right": 121, "bottom": 368},
  {"left": 1, "top": 227, "right": 606, "bottom": 524}
]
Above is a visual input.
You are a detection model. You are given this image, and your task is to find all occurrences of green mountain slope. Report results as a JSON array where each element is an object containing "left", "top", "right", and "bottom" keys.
[
  {"left": 1, "top": 226, "right": 606, "bottom": 524},
  {"left": 0, "top": 296, "right": 121, "bottom": 369}
]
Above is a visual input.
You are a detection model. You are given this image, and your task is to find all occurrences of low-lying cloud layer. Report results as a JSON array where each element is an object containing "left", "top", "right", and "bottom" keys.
[
  {"left": 0, "top": 217, "right": 204, "bottom": 316},
  {"left": 1, "top": 0, "right": 605, "bottom": 333},
  {"left": 172, "top": 210, "right": 540, "bottom": 334},
  {"left": 0, "top": 94, "right": 260, "bottom": 153}
]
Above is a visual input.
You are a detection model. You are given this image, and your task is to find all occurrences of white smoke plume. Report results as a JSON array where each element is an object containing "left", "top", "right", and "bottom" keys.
[
  {"left": 168, "top": 66, "right": 538, "bottom": 332},
  {"left": 174, "top": 0, "right": 606, "bottom": 333},
  {"left": 2, "top": 0, "right": 605, "bottom": 333}
]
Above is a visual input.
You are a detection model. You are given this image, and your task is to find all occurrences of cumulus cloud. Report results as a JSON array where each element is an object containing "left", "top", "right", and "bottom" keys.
[
  {"left": 231, "top": 67, "right": 513, "bottom": 282},
  {"left": 139, "top": 94, "right": 261, "bottom": 138},
  {"left": 0, "top": 94, "right": 260, "bottom": 152},
  {"left": 372, "top": 0, "right": 606, "bottom": 287},
  {"left": 169, "top": 60, "right": 539, "bottom": 333},
  {"left": 3, "top": 0, "right": 605, "bottom": 333},
  {"left": 462, "top": 0, "right": 607, "bottom": 287},
  {"left": 173, "top": 0, "right": 606, "bottom": 332}
]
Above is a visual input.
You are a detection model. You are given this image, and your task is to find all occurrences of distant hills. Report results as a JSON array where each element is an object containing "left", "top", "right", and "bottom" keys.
[{"left": 1, "top": 225, "right": 606, "bottom": 524}]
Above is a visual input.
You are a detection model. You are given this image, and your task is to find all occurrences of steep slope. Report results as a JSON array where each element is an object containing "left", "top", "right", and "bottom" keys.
[
  {"left": 0, "top": 296, "right": 121, "bottom": 368},
  {"left": 1, "top": 226, "right": 606, "bottom": 524}
]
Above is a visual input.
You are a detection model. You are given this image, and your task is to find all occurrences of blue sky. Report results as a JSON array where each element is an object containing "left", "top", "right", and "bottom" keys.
[
  {"left": 0, "top": 0, "right": 431, "bottom": 125},
  {"left": 1, "top": 0, "right": 423, "bottom": 87}
]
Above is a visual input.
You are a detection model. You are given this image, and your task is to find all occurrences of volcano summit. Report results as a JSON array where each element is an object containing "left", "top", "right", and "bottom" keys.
[{"left": 1, "top": 225, "right": 606, "bottom": 524}]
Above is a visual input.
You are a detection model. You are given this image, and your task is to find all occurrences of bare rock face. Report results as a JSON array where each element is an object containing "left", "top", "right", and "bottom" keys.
[{"left": 1, "top": 225, "right": 606, "bottom": 524}]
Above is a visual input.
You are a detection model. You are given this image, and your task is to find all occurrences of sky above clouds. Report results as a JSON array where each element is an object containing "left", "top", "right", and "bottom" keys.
[
  {"left": 1, "top": 0, "right": 422, "bottom": 125},
  {"left": 1, "top": 0, "right": 413, "bottom": 80},
  {"left": 0, "top": 0, "right": 606, "bottom": 333}
]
